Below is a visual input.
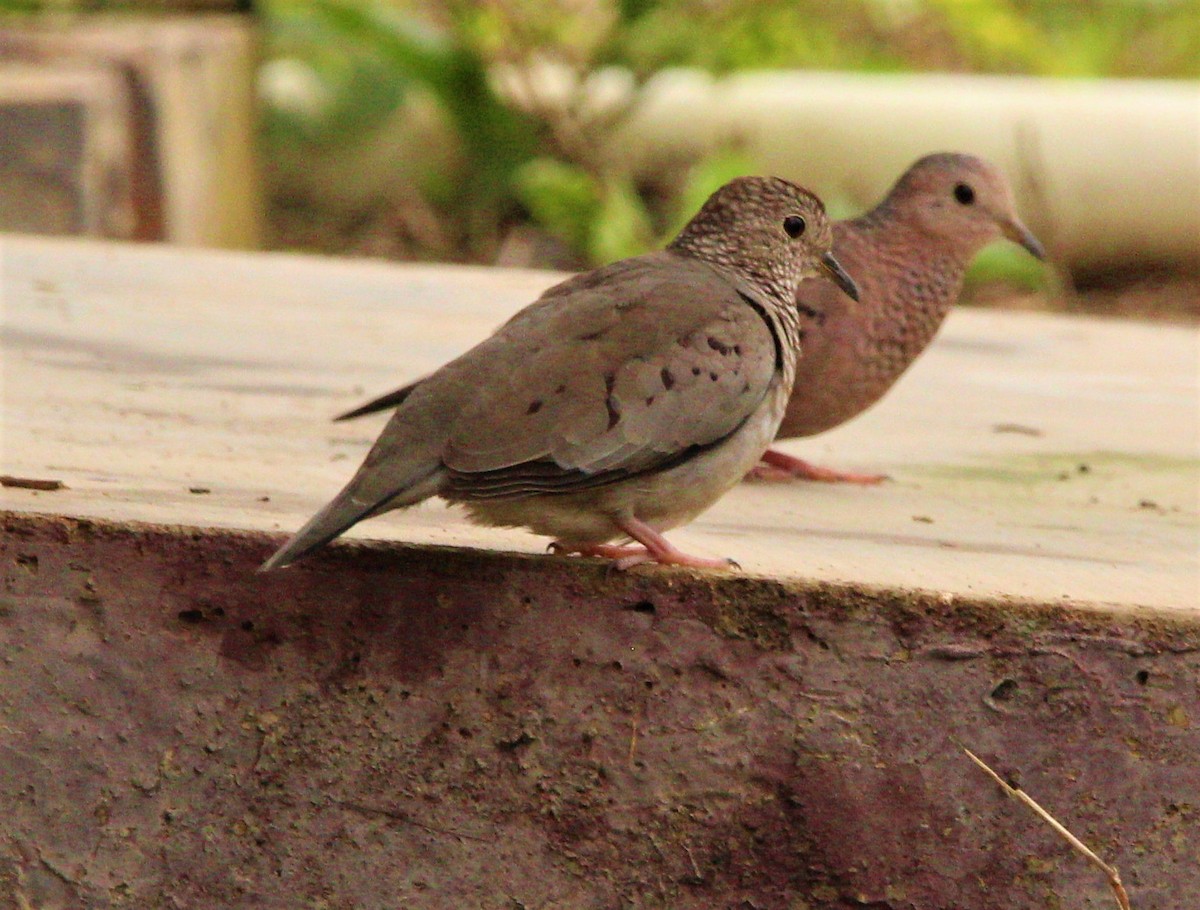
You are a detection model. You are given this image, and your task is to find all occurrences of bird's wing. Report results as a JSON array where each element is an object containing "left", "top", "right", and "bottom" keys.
[{"left": 435, "top": 253, "right": 783, "bottom": 498}]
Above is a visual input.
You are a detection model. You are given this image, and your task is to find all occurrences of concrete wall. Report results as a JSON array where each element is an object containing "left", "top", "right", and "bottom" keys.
[{"left": 2, "top": 512, "right": 1197, "bottom": 909}]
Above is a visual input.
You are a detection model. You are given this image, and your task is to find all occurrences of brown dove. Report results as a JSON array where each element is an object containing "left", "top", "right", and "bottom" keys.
[
  {"left": 755, "top": 152, "right": 1045, "bottom": 482},
  {"left": 261, "top": 176, "right": 858, "bottom": 572}
]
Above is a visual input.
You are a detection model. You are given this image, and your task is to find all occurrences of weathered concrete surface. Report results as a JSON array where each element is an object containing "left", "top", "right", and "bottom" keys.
[
  {"left": 2, "top": 512, "right": 1198, "bottom": 910},
  {"left": 1, "top": 235, "right": 1197, "bottom": 611}
]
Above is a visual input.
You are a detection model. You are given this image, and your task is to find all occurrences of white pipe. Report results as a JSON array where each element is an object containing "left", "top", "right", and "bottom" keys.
[{"left": 611, "top": 70, "right": 1200, "bottom": 274}]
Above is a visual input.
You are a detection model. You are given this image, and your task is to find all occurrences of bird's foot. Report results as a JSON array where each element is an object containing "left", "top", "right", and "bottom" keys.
[
  {"left": 614, "top": 517, "right": 739, "bottom": 571},
  {"left": 610, "top": 549, "right": 739, "bottom": 571},
  {"left": 549, "top": 518, "right": 739, "bottom": 572},
  {"left": 748, "top": 448, "right": 888, "bottom": 485}
]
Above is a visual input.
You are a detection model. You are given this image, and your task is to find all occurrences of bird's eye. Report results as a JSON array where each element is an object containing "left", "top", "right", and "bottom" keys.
[
  {"left": 783, "top": 215, "right": 806, "bottom": 238},
  {"left": 953, "top": 183, "right": 975, "bottom": 205}
]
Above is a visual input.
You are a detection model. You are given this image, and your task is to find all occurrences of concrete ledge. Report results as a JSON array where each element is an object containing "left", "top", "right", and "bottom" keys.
[
  {"left": 2, "top": 235, "right": 1197, "bottom": 611},
  {"left": 2, "top": 510, "right": 1198, "bottom": 908}
]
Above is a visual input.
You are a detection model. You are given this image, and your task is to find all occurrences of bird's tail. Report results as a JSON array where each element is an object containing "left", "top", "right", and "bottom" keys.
[
  {"left": 334, "top": 378, "right": 422, "bottom": 422},
  {"left": 259, "top": 467, "right": 444, "bottom": 571},
  {"left": 258, "top": 490, "right": 373, "bottom": 572}
]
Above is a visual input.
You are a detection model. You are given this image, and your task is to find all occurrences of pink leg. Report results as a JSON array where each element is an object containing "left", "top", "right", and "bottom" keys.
[
  {"left": 551, "top": 519, "right": 737, "bottom": 571},
  {"left": 611, "top": 516, "right": 737, "bottom": 571},
  {"left": 746, "top": 448, "right": 887, "bottom": 485}
]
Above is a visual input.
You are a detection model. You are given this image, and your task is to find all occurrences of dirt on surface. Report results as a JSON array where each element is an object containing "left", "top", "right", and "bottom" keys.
[{"left": 3, "top": 511, "right": 1198, "bottom": 909}]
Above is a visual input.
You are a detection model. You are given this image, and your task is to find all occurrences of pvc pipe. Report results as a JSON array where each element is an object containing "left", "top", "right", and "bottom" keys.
[{"left": 611, "top": 70, "right": 1200, "bottom": 274}]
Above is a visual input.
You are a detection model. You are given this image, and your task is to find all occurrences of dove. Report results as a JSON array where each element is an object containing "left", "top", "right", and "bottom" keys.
[
  {"left": 261, "top": 176, "right": 859, "bottom": 572},
  {"left": 337, "top": 155, "right": 1044, "bottom": 487},
  {"left": 755, "top": 152, "right": 1045, "bottom": 483}
]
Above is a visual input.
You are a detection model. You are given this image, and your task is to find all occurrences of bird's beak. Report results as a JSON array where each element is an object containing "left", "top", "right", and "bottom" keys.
[
  {"left": 819, "top": 250, "right": 860, "bottom": 302},
  {"left": 1000, "top": 216, "right": 1046, "bottom": 260}
]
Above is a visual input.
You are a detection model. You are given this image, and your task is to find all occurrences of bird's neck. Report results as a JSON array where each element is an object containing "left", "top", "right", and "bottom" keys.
[
  {"left": 666, "top": 240, "right": 797, "bottom": 313},
  {"left": 846, "top": 205, "right": 974, "bottom": 322},
  {"left": 668, "top": 248, "right": 803, "bottom": 382}
]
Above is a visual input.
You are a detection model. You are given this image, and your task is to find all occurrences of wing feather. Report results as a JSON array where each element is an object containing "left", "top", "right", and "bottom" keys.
[{"left": 438, "top": 252, "right": 782, "bottom": 499}]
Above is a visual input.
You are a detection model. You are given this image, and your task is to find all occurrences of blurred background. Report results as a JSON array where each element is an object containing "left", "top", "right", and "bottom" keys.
[{"left": 1, "top": 0, "right": 1198, "bottom": 320}]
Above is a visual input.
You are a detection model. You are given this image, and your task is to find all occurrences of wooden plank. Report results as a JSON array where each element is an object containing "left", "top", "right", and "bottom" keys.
[{"left": 2, "top": 234, "right": 1197, "bottom": 612}]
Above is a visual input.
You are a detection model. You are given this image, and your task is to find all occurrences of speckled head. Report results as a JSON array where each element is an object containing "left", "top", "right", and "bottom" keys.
[
  {"left": 668, "top": 176, "right": 859, "bottom": 305},
  {"left": 880, "top": 153, "right": 1045, "bottom": 260}
]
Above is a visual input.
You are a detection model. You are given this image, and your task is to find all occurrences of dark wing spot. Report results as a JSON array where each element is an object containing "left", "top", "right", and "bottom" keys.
[
  {"left": 645, "top": 395, "right": 655, "bottom": 406},
  {"left": 733, "top": 344, "right": 742, "bottom": 356},
  {"left": 798, "top": 329, "right": 807, "bottom": 343},
  {"left": 526, "top": 399, "right": 543, "bottom": 415},
  {"left": 709, "top": 371, "right": 719, "bottom": 381},
  {"left": 604, "top": 373, "right": 620, "bottom": 430},
  {"left": 606, "top": 398, "right": 621, "bottom": 430},
  {"left": 578, "top": 330, "right": 604, "bottom": 341},
  {"left": 707, "top": 336, "right": 731, "bottom": 355},
  {"left": 555, "top": 384, "right": 567, "bottom": 395},
  {"left": 661, "top": 367, "right": 675, "bottom": 390},
  {"left": 692, "top": 367, "right": 702, "bottom": 376}
]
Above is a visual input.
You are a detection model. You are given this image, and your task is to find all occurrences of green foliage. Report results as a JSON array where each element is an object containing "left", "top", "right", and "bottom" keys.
[
  {"left": 607, "top": 0, "right": 1200, "bottom": 79},
  {"left": 608, "top": 0, "right": 902, "bottom": 75},
  {"left": 263, "top": 1, "right": 543, "bottom": 255},
  {"left": 514, "top": 158, "right": 604, "bottom": 255},
  {"left": 259, "top": 0, "right": 1200, "bottom": 277},
  {"left": 516, "top": 149, "right": 759, "bottom": 264},
  {"left": 588, "top": 177, "right": 656, "bottom": 265},
  {"left": 664, "top": 150, "right": 766, "bottom": 237},
  {"left": 927, "top": 0, "right": 1200, "bottom": 78},
  {"left": 966, "top": 243, "right": 1053, "bottom": 292}
]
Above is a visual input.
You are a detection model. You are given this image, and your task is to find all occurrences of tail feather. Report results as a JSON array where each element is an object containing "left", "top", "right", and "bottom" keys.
[
  {"left": 259, "top": 490, "right": 373, "bottom": 572},
  {"left": 259, "top": 467, "right": 445, "bottom": 571},
  {"left": 334, "top": 379, "right": 422, "bottom": 422}
]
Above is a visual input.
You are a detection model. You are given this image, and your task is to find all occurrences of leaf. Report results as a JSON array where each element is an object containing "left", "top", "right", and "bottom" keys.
[
  {"left": 588, "top": 177, "right": 655, "bottom": 264},
  {"left": 966, "top": 243, "right": 1051, "bottom": 291},
  {"left": 514, "top": 158, "right": 601, "bottom": 251},
  {"left": 666, "top": 150, "right": 760, "bottom": 239}
]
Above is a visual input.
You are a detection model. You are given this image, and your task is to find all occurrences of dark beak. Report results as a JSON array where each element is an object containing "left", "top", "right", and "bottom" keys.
[
  {"left": 819, "top": 250, "right": 860, "bottom": 302},
  {"left": 1000, "top": 217, "right": 1046, "bottom": 260}
]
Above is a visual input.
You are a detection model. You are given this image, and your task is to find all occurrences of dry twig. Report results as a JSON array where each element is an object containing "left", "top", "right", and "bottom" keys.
[{"left": 962, "top": 745, "right": 1131, "bottom": 910}]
